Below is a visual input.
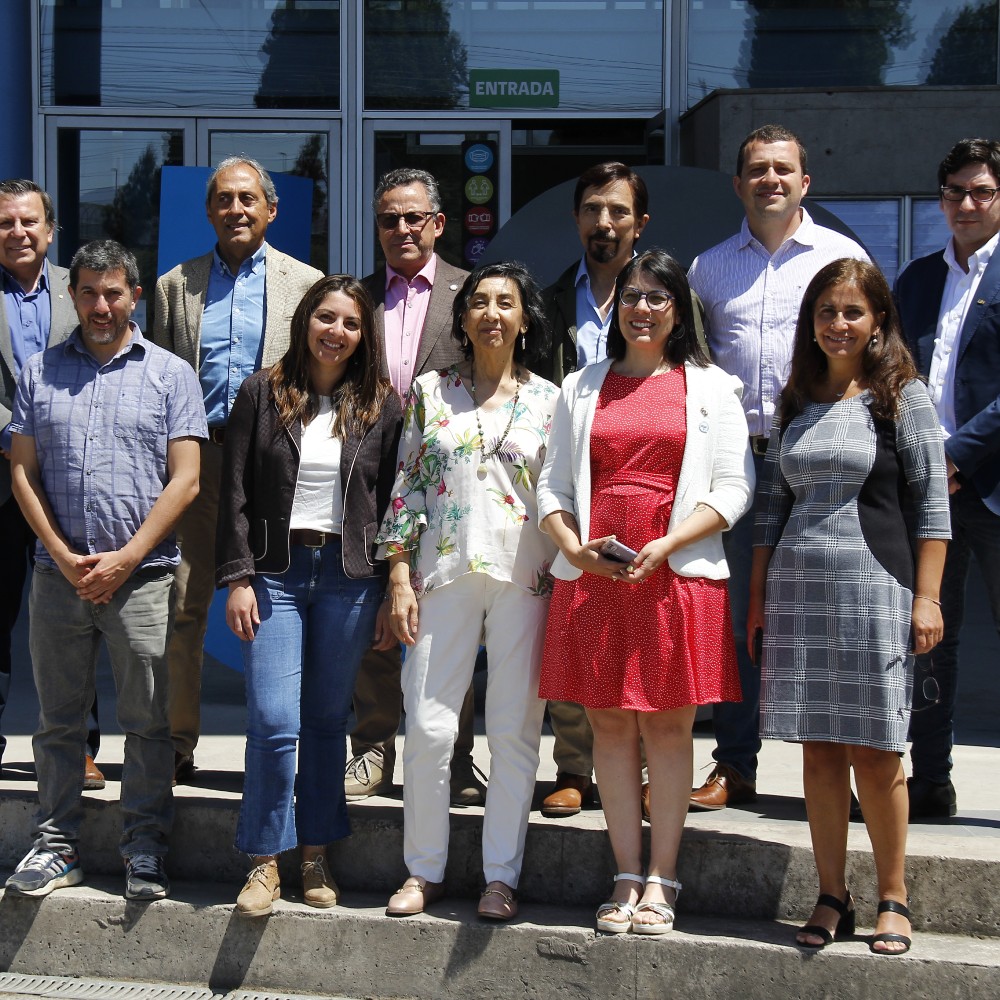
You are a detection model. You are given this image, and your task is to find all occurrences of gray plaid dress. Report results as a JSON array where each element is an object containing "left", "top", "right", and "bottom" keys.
[{"left": 754, "top": 381, "right": 951, "bottom": 751}]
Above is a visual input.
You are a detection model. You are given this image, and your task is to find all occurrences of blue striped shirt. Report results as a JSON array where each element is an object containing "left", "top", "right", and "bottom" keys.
[
  {"left": 11, "top": 325, "right": 208, "bottom": 570},
  {"left": 688, "top": 210, "right": 869, "bottom": 437}
]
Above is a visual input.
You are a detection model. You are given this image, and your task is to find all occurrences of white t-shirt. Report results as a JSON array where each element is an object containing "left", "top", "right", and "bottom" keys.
[{"left": 290, "top": 397, "right": 344, "bottom": 533}]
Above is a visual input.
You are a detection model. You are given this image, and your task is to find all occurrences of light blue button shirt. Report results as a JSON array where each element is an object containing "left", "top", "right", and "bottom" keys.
[
  {"left": 572, "top": 257, "right": 613, "bottom": 369},
  {"left": 199, "top": 243, "right": 267, "bottom": 427}
]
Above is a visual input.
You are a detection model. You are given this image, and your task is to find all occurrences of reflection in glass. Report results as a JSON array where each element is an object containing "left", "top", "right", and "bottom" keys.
[
  {"left": 910, "top": 200, "right": 952, "bottom": 262},
  {"left": 365, "top": 0, "right": 663, "bottom": 112},
  {"left": 56, "top": 129, "right": 184, "bottom": 330},
  {"left": 208, "top": 133, "right": 331, "bottom": 274},
  {"left": 687, "top": 1, "right": 998, "bottom": 108},
  {"left": 813, "top": 199, "right": 899, "bottom": 282},
  {"left": 40, "top": 0, "right": 340, "bottom": 109}
]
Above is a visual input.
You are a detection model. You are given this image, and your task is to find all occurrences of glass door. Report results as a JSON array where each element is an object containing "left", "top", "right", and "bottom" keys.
[{"left": 197, "top": 119, "right": 341, "bottom": 274}]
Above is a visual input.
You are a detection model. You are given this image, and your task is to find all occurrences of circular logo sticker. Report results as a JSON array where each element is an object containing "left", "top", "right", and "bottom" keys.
[
  {"left": 465, "top": 207, "right": 494, "bottom": 235},
  {"left": 465, "top": 237, "right": 491, "bottom": 262},
  {"left": 464, "top": 143, "right": 494, "bottom": 174},
  {"left": 465, "top": 176, "right": 494, "bottom": 205}
]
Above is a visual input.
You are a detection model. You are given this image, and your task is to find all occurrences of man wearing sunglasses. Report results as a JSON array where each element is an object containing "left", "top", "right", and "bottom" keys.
[
  {"left": 686, "top": 125, "right": 868, "bottom": 812},
  {"left": 347, "top": 168, "right": 479, "bottom": 806},
  {"left": 895, "top": 137, "right": 1000, "bottom": 820}
]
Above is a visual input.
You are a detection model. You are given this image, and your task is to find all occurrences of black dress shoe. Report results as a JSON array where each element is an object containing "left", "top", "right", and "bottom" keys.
[{"left": 907, "top": 776, "right": 956, "bottom": 820}]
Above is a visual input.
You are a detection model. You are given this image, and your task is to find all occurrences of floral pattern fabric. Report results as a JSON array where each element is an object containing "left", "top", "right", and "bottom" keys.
[{"left": 376, "top": 366, "right": 559, "bottom": 598}]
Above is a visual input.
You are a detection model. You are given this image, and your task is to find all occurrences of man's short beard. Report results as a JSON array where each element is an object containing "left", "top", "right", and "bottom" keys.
[{"left": 587, "top": 236, "right": 619, "bottom": 264}]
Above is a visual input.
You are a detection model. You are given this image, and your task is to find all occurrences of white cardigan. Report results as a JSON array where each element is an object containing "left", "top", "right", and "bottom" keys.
[{"left": 536, "top": 358, "right": 755, "bottom": 581}]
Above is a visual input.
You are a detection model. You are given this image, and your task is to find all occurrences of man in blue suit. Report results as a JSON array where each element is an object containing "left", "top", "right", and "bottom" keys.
[{"left": 895, "top": 137, "right": 1000, "bottom": 820}]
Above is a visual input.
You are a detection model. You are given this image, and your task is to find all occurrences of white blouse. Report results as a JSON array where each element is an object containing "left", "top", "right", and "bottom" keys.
[{"left": 290, "top": 397, "right": 344, "bottom": 534}]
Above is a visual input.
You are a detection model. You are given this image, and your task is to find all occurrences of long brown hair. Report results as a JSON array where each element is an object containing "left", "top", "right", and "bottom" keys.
[
  {"left": 780, "top": 258, "right": 918, "bottom": 429},
  {"left": 268, "top": 275, "right": 392, "bottom": 437}
]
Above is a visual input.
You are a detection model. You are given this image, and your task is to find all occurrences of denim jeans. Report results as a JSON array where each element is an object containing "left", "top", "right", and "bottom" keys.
[
  {"left": 235, "top": 541, "right": 381, "bottom": 856},
  {"left": 910, "top": 486, "right": 1000, "bottom": 783},
  {"left": 711, "top": 450, "right": 766, "bottom": 782},
  {"left": 29, "top": 565, "right": 175, "bottom": 857}
]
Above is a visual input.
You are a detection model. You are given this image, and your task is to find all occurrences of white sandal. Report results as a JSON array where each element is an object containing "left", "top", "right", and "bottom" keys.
[
  {"left": 631, "top": 875, "right": 682, "bottom": 935},
  {"left": 596, "top": 873, "right": 646, "bottom": 934}
]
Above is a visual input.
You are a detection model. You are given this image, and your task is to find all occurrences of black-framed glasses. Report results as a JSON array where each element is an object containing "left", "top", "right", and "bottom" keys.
[
  {"left": 940, "top": 185, "right": 999, "bottom": 204},
  {"left": 375, "top": 210, "right": 437, "bottom": 231},
  {"left": 912, "top": 658, "right": 941, "bottom": 712},
  {"left": 619, "top": 287, "right": 675, "bottom": 310}
]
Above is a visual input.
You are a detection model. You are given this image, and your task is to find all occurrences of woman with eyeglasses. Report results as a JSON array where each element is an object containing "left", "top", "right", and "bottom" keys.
[
  {"left": 748, "top": 258, "right": 950, "bottom": 955},
  {"left": 537, "top": 248, "right": 754, "bottom": 935}
]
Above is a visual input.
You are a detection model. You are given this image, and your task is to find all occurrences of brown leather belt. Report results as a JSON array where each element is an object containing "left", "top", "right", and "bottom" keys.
[
  {"left": 289, "top": 529, "right": 339, "bottom": 548},
  {"left": 207, "top": 427, "right": 226, "bottom": 446}
]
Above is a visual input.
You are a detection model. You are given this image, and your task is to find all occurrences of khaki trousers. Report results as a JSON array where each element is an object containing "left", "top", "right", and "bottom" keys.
[{"left": 547, "top": 700, "right": 594, "bottom": 777}]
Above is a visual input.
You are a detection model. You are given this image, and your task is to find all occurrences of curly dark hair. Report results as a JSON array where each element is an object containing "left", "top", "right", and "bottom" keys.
[
  {"left": 451, "top": 261, "right": 551, "bottom": 371},
  {"left": 780, "top": 258, "right": 918, "bottom": 428},
  {"left": 606, "top": 248, "right": 709, "bottom": 368},
  {"left": 269, "top": 275, "right": 392, "bottom": 438}
]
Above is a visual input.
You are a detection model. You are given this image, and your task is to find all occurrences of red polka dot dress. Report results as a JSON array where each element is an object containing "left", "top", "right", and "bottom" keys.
[{"left": 540, "top": 367, "right": 741, "bottom": 711}]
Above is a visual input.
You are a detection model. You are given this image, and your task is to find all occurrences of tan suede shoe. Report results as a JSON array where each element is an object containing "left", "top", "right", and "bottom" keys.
[
  {"left": 236, "top": 861, "right": 280, "bottom": 918},
  {"left": 301, "top": 856, "right": 339, "bottom": 908}
]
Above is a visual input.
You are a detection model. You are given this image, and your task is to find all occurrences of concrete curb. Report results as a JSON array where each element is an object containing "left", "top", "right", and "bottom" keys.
[{"left": 1, "top": 881, "right": 998, "bottom": 1000}]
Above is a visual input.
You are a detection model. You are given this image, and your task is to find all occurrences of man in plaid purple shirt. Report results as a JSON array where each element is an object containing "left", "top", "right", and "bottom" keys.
[{"left": 5, "top": 240, "right": 206, "bottom": 901}]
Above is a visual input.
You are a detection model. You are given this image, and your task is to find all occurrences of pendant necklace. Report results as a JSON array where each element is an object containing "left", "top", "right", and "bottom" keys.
[{"left": 470, "top": 360, "right": 521, "bottom": 480}]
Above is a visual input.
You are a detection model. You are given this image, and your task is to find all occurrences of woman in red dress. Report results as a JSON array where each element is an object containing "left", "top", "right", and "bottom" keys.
[{"left": 537, "top": 249, "right": 753, "bottom": 934}]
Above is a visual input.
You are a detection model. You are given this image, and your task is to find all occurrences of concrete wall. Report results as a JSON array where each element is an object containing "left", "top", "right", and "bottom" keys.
[
  {"left": 0, "top": 3, "right": 33, "bottom": 180},
  {"left": 680, "top": 86, "right": 1000, "bottom": 197}
]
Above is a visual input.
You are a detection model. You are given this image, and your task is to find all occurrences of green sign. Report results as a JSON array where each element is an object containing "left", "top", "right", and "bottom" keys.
[{"left": 469, "top": 69, "right": 559, "bottom": 109}]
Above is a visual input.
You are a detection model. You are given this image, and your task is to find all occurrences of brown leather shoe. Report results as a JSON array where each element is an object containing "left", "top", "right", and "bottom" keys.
[
  {"left": 84, "top": 755, "right": 106, "bottom": 791},
  {"left": 478, "top": 881, "right": 517, "bottom": 921},
  {"left": 689, "top": 764, "right": 757, "bottom": 811},
  {"left": 641, "top": 782, "right": 651, "bottom": 823},
  {"left": 386, "top": 877, "right": 445, "bottom": 917},
  {"left": 173, "top": 752, "right": 195, "bottom": 787},
  {"left": 541, "top": 773, "right": 594, "bottom": 817}
]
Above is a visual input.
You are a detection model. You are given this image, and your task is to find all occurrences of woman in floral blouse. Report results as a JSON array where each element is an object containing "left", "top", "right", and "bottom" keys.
[{"left": 377, "top": 261, "right": 557, "bottom": 922}]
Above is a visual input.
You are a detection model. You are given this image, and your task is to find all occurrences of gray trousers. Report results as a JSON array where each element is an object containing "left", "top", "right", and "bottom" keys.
[{"left": 29, "top": 565, "right": 175, "bottom": 857}]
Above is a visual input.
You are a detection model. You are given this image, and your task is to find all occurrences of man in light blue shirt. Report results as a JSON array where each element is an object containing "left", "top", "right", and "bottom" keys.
[
  {"left": 153, "top": 157, "right": 322, "bottom": 781},
  {"left": 0, "top": 179, "right": 100, "bottom": 783}
]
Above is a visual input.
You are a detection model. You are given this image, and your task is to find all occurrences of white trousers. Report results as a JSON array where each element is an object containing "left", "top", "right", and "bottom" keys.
[{"left": 402, "top": 572, "right": 548, "bottom": 886}]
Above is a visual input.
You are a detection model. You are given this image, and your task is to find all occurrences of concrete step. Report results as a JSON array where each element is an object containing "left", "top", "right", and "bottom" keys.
[
  {"left": 1, "top": 879, "right": 998, "bottom": 1000},
  {"left": 1, "top": 786, "right": 999, "bottom": 939}
]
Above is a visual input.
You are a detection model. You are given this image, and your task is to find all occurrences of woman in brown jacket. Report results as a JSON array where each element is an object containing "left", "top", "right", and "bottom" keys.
[{"left": 216, "top": 274, "right": 401, "bottom": 918}]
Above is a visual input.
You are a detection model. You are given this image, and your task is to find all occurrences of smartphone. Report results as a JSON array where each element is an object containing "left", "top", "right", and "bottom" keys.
[
  {"left": 599, "top": 538, "right": 640, "bottom": 564},
  {"left": 751, "top": 628, "right": 763, "bottom": 668}
]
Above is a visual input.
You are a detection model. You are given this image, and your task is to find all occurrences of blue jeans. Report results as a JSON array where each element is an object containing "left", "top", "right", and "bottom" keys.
[
  {"left": 910, "top": 486, "right": 1000, "bottom": 783},
  {"left": 235, "top": 541, "right": 381, "bottom": 856},
  {"left": 29, "top": 564, "right": 175, "bottom": 857},
  {"left": 711, "top": 450, "right": 766, "bottom": 782}
]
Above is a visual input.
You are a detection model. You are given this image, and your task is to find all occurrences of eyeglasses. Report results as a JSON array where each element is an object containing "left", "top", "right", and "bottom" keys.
[
  {"left": 619, "top": 287, "right": 675, "bottom": 310},
  {"left": 911, "top": 659, "right": 941, "bottom": 712},
  {"left": 375, "top": 211, "right": 437, "bottom": 231},
  {"left": 940, "top": 185, "right": 999, "bottom": 204}
]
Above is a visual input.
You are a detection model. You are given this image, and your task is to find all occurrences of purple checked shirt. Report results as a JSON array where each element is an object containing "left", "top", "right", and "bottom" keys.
[{"left": 10, "top": 324, "right": 208, "bottom": 570}]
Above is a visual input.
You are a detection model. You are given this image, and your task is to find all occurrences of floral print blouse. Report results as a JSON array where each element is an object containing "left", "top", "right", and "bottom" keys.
[{"left": 376, "top": 365, "right": 559, "bottom": 598}]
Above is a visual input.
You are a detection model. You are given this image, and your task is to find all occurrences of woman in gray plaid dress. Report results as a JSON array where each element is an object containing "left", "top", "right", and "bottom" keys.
[{"left": 747, "top": 259, "right": 950, "bottom": 956}]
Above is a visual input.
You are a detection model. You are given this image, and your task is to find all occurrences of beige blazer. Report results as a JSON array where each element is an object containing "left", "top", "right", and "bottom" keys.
[
  {"left": 1, "top": 262, "right": 77, "bottom": 503},
  {"left": 151, "top": 244, "right": 323, "bottom": 374}
]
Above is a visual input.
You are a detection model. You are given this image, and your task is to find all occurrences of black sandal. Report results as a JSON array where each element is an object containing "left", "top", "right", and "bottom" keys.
[
  {"left": 870, "top": 899, "right": 912, "bottom": 955},
  {"left": 796, "top": 891, "right": 855, "bottom": 947}
]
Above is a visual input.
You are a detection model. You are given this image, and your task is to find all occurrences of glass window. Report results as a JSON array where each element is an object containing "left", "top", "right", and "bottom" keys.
[
  {"left": 365, "top": 0, "right": 664, "bottom": 112},
  {"left": 687, "top": 1, "right": 999, "bottom": 108},
  {"left": 813, "top": 198, "right": 900, "bottom": 283},
  {"left": 208, "top": 131, "right": 332, "bottom": 274},
  {"left": 911, "top": 199, "right": 951, "bottom": 262},
  {"left": 40, "top": 0, "right": 340, "bottom": 109},
  {"left": 55, "top": 128, "right": 184, "bottom": 330}
]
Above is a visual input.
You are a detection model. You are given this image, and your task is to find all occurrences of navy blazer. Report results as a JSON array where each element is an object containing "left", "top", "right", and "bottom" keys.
[{"left": 895, "top": 244, "right": 1000, "bottom": 515}]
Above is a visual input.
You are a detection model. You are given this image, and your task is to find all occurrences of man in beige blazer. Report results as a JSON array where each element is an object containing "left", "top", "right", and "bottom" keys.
[
  {"left": 152, "top": 157, "right": 322, "bottom": 781},
  {"left": 0, "top": 179, "right": 95, "bottom": 782},
  {"left": 346, "top": 167, "right": 480, "bottom": 805}
]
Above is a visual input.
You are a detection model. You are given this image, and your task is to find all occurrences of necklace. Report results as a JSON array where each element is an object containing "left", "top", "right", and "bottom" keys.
[{"left": 470, "top": 360, "right": 521, "bottom": 480}]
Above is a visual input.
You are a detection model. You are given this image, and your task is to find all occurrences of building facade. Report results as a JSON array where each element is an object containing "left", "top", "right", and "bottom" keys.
[{"left": 5, "top": 1, "right": 999, "bottom": 298}]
